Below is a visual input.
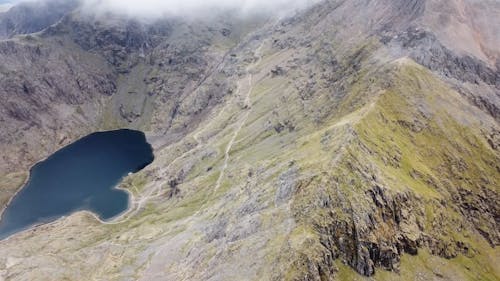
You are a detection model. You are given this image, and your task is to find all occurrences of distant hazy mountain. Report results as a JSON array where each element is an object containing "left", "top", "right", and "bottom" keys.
[
  {"left": 0, "top": 0, "right": 498, "bottom": 280},
  {"left": 0, "top": 0, "right": 78, "bottom": 38}
]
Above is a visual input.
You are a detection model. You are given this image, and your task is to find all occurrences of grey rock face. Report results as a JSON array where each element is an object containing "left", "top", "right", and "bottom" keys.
[
  {"left": 384, "top": 28, "right": 500, "bottom": 89},
  {"left": 0, "top": 36, "right": 117, "bottom": 173},
  {"left": 381, "top": 28, "right": 500, "bottom": 121},
  {"left": 275, "top": 167, "right": 298, "bottom": 205}
]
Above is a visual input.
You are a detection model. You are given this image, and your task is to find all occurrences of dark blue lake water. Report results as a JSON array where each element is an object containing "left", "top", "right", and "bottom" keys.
[{"left": 0, "top": 129, "right": 154, "bottom": 240}]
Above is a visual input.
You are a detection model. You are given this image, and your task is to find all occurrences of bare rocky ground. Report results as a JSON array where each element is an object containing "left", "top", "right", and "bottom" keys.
[{"left": 0, "top": 0, "right": 498, "bottom": 280}]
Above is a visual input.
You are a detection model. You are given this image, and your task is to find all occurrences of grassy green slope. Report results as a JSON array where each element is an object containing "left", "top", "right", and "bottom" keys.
[{"left": 280, "top": 58, "right": 499, "bottom": 280}]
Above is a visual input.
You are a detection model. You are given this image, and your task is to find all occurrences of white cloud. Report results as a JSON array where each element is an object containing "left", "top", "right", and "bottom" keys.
[{"left": 81, "top": 0, "right": 320, "bottom": 19}]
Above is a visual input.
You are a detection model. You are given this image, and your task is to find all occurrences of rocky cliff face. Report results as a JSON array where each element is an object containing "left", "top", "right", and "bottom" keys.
[{"left": 0, "top": 0, "right": 498, "bottom": 280}]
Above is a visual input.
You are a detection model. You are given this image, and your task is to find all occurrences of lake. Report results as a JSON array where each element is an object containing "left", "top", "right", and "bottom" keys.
[{"left": 0, "top": 129, "right": 154, "bottom": 240}]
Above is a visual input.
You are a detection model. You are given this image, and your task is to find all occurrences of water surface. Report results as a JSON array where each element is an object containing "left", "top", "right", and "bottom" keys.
[{"left": 0, "top": 129, "right": 154, "bottom": 239}]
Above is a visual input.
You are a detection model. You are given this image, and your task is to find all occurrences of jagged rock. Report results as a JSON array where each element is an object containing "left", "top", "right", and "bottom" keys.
[
  {"left": 270, "top": 66, "right": 285, "bottom": 77},
  {"left": 275, "top": 167, "right": 298, "bottom": 205}
]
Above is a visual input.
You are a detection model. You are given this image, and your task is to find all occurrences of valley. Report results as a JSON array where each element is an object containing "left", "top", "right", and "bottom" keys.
[{"left": 0, "top": 0, "right": 498, "bottom": 280}]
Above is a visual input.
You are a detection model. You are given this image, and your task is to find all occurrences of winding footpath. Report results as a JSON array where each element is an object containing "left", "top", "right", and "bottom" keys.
[
  {"left": 212, "top": 42, "right": 265, "bottom": 195},
  {"left": 137, "top": 40, "right": 267, "bottom": 281},
  {"left": 99, "top": 38, "right": 266, "bottom": 226}
]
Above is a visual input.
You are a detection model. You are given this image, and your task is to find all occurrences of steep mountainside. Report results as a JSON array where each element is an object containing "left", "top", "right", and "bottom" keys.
[{"left": 0, "top": 0, "right": 498, "bottom": 280}]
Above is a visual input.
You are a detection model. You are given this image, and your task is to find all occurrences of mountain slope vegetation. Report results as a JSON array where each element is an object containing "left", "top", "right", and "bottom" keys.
[{"left": 0, "top": 0, "right": 498, "bottom": 280}]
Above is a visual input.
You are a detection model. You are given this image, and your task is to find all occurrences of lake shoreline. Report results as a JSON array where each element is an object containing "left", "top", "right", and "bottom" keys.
[{"left": 0, "top": 129, "right": 154, "bottom": 240}]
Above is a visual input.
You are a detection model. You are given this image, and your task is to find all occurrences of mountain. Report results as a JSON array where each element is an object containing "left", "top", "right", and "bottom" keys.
[
  {"left": 0, "top": 0, "right": 78, "bottom": 38},
  {"left": 0, "top": 0, "right": 498, "bottom": 280}
]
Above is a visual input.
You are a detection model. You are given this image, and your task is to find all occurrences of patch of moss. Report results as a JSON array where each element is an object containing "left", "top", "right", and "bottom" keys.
[
  {"left": 121, "top": 172, "right": 149, "bottom": 195},
  {"left": 0, "top": 172, "right": 27, "bottom": 209}
]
